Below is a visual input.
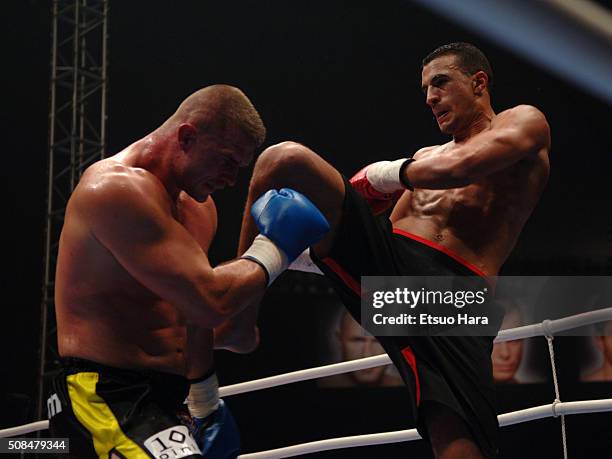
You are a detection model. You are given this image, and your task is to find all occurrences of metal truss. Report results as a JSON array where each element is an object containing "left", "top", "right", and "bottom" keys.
[{"left": 37, "top": 0, "right": 108, "bottom": 420}]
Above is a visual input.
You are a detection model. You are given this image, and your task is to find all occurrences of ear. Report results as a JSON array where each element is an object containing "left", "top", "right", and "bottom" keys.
[
  {"left": 472, "top": 70, "right": 488, "bottom": 96},
  {"left": 177, "top": 123, "right": 198, "bottom": 151}
]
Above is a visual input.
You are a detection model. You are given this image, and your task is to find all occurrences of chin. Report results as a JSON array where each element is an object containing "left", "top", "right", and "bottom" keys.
[
  {"left": 437, "top": 121, "right": 453, "bottom": 135},
  {"left": 494, "top": 369, "right": 516, "bottom": 381}
]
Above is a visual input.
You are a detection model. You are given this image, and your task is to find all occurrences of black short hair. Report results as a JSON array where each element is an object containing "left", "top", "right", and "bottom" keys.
[{"left": 423, "top": 42, "right": 493, "bottom": 89}]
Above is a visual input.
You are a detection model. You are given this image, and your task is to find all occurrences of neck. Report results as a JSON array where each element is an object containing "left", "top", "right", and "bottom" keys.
[
  {"left": 453, "top": 104, "right": 495, "bottom": 143},
  {"left": 124, "top": 130, "right": 180, "bottom": 200}
]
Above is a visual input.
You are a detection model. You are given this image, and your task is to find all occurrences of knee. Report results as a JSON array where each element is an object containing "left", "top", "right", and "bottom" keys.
[{"left": 253, "top": 141, "right": 315, "bottom": 180}]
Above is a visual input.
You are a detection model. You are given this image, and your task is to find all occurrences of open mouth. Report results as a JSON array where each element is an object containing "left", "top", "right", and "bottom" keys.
[{"left": 436, "top": 110, "right": 450, "bottom": 121}]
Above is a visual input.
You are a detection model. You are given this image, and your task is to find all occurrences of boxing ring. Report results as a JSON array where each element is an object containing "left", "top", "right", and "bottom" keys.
[{"left": 2, "top": 307, "right": 612, "bottom": 458}]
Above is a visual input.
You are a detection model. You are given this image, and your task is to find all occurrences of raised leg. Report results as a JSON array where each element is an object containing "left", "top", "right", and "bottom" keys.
[
  {"left": 424, "top": 402, "right": 486, "bottom": 459},
  {"left": 238, "top": 140, "right": 346, "bottom": 257},
  {"left": 215, "top": 141, "right": 346, "bottom": 353}
]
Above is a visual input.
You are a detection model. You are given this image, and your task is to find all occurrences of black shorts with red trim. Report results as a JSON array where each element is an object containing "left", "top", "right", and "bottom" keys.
[{"left": 311, "top": 178, "right": 503, "bottom": 458}]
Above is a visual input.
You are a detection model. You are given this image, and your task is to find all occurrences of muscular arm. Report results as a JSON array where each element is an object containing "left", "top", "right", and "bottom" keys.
[
  {"left": 178, "top": 195, "right": 219, "bottom": 376},
  {"left": 405, "top": 105, "right": 550, "bottom": 189},
  {"left": 79, "top": 171, "right": 266, "bottom": 329}
]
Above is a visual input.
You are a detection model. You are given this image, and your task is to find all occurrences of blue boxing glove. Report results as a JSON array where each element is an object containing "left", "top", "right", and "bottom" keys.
[
  {"left": 251, "top": 188, "right": 329, "bottom": 260},
  {"left": 242, "top": 188, "right": 329, "bottom": 284},
  {"left": 192, "top": 400, "right": 240, "bottom": 459},
  {"left": 185, "top": 373, "right": 240, "bottom": 458}
]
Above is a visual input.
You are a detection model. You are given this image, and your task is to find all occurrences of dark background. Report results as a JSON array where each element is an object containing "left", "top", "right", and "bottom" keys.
[{"left": 3, "top": 0, "right": 612, "bottom": 457}]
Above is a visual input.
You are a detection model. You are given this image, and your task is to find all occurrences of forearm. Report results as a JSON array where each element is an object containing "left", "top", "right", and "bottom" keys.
[
  {"left": 213, "top": 291, "right": 262, "bottom": 353},
  {"left": 351, "top": 150, "right": 471, "bottom": 192},
  {"left": 202, "top": 259, "right": 267, "bottom": 327},
  {"left": 185, "top": 324, "right": 214, "bottom": 379},
  {"left": 403, "top": 148, "right": 471, "bottom": 189},
  {"left": 405, "top": 123, "right": 540, "bottom": 189}
]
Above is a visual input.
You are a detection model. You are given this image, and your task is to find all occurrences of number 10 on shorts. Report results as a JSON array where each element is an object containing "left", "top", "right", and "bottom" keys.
[{"left": 144, "top": 426, "right": 200, "bottom": 459}]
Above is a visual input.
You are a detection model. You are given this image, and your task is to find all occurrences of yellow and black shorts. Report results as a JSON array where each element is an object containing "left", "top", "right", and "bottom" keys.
[{"left": 48, "top": 357, "right": 202, "bottom": 458}]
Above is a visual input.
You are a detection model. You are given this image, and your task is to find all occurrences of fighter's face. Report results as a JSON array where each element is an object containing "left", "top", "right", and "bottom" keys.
[
  {"left": 421, "top": 55, "right": 480, "bottom": 135},
  {"left": 492, "top": 309, "right": 524, "bottom": 382},
  {"left": 492, "top": 340, "right": 523, "bottom": 382},
  {"left": 338, "top": 315, "right": 386, "bottom": 385},
  {"left": 181, "top": 126, "right": 254, "bottom": 202}
]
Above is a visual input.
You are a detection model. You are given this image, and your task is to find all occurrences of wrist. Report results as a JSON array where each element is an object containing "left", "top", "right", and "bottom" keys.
[
  {"left": 366, "top": 158, "right": 409, "bottom": 193},
  {"left": 399, "top": 158, "right": 415, "bottom": 191},
  {"left": 187, "top": 372, "right": 219, "bottom": 419},
  {"left": 241, "top": 234, "right": 290, "bottom": 286}
]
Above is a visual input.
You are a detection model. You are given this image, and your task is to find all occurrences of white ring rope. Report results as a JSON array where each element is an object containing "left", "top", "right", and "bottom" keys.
[
  {"left": 238, "top": 399, "right": 612, "bottom": 459},
  {"left": 0, "top": 421, "right": 49, "bottom": 438},
  {"left": 220, "top": 354, "right": 389, "bottom": 398},
  {"left": 2, "top": 306, "right": 611, "bottom": 448},
  {"left": 223, "top": 306, "right": 612, "bottom": 397},
  {"left": 495, "top": 306, "right": 612, "bottom": 342}
]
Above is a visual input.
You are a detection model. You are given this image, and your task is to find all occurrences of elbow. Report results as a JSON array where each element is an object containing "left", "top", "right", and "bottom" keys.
[
  {"left": 195, "top": 295, "right": 236, "bottom": 329},
  {"left": 185, "top": 282, "right": 236, "bottom": 329},
  {"left": 211, "top": 298, "right": 238, "bottom": 327},
  {"left": 189, "top": 305, "right": 224, "bottom": 329},
  {"left": 186, "top": 268, "right": 238, "bottom": 327}
]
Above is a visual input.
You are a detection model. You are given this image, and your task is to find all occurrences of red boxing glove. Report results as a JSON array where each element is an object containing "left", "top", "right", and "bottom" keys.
[{"left": 350, "top": 163, "right": 405, "bottom": 215}]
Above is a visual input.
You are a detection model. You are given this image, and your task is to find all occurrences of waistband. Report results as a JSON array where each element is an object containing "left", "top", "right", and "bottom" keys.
[
  {"left": 392, "top": 228, "right": 488, "bottom": 278},
  {"left": 59, "top": 357, "right": 189, "bottom": 387}
]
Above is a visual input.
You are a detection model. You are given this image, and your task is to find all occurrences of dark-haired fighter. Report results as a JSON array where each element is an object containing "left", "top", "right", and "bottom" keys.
[
  {"left": 49, "top": 85, "right": 329, "bottom": 458},
  {"left": 228, "top": 43, "right": 550, "bottom": 458}
]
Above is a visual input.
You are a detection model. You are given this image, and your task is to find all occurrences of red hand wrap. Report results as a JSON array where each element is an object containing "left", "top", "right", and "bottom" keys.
[{"left": 349, "top": 166, "right": 404, "bottom": 215}]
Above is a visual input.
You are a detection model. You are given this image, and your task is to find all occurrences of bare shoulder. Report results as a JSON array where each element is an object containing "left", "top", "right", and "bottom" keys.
[
  {"left": 413, "top": 143, "right": 444, "bottom": 159},
  {"left": 72, "top": 160, "right": 171, "bottom": 224},
  {"left": 495, "top": 105, "right": 551, "bottom": 151},
  {"left": 496, "top": 105, "right": 550, "bottom": 134}
]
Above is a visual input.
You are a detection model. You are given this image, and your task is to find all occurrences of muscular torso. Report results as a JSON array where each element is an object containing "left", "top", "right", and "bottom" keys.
[
  {"left": 390, "top": 143, "right": 549, "bottom": 276},
  {"left": 55, "top": 152, "right": 217, "bottom": 377}
]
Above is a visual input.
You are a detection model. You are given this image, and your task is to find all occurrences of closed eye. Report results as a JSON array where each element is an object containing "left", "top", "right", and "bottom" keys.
[
  {"left": 431, "top": 75, "right": 449, "bottom": 88},
  {"left": 223, "top": 155, "right": 238, "bottom": 167},
  {"left": 422, "top": 74, "right": 450, "bottom": 94}
]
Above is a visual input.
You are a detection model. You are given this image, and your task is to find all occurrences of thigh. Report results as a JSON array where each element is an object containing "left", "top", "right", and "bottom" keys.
[
  {"left": 311, "top": 175, "right": 399, "bottom": 320},
  {"left": 422, "top": 401, "right": 486, "bottom": 459},
  {"left": 251, "top": 141, "right": 346, "bottom": 255}
]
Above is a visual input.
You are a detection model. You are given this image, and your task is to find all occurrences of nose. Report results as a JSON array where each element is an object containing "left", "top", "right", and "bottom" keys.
[
  {"left": 363, "top": 337, "right": 378, "bottom": 356},
  {"left": 425, "top": 86, "right": 440, "bottom": 107},
  {"left": 496, "top": 343, "right": 510, "bottom": 359}
]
